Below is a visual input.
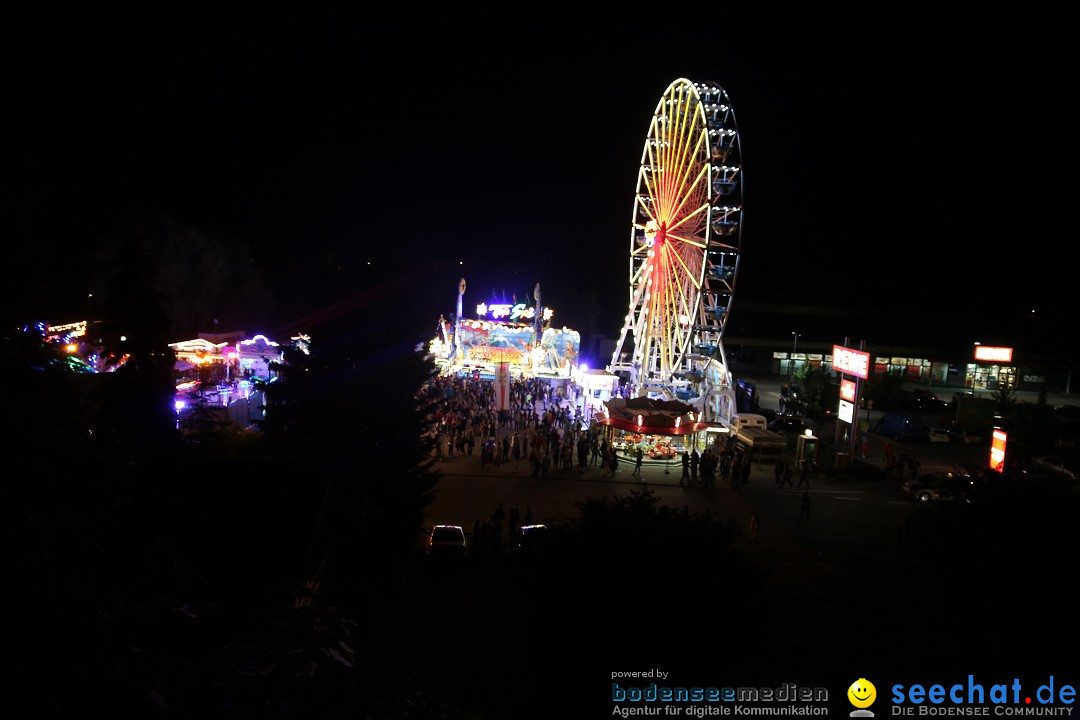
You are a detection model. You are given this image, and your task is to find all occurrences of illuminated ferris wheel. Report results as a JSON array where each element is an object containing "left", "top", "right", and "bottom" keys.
[{"left": 609, "top": 78, "right": 744, "bottom": 424}]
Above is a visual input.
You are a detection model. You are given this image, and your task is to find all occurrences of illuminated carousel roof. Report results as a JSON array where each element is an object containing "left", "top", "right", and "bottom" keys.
[{"left": 594, "top": 397, "right": 708, "bottom": 436}]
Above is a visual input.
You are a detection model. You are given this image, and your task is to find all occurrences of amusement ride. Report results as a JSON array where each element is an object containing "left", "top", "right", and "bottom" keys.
[{"left": 608, "top": 78, "right": 744, "bottom": 426}]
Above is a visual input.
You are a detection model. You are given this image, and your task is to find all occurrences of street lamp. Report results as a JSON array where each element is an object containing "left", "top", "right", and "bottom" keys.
[{"left": 791, "top": 331, "right": 800, "bottom": 377}]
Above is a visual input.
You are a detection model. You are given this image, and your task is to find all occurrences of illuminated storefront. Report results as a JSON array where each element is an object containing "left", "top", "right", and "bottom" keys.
[{"left": 968, "top": 345, "right": 1017, "bottom": 392}]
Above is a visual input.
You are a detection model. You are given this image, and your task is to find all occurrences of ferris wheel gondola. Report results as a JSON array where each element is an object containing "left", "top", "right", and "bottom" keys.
[{"left": 608, "top": 78, "right": 744, "bottom": 424}]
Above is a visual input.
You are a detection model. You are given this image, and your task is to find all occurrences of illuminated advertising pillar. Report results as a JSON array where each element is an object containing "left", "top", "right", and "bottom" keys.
[
  {"left": 833, "top": 343, "right": 870, "bottom": 463},
  {"left": 990, "top": 429, "right": 1007, "bottom": 473},
  {"left": 495, "top": 361, "right": 511, "bottom": 412}
]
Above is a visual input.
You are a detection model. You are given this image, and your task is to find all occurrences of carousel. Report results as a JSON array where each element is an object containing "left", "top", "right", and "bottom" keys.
[{"left": 593, "top": 397, "right": 712, "bottom": 461}]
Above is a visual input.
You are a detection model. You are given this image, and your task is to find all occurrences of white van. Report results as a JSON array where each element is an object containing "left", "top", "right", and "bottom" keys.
[{"left": 730, "top": 413, "right": 768, "bottom": 431}]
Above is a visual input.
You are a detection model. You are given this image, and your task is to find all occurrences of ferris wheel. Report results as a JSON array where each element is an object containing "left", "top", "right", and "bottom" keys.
[{"left": 609, "top": 78, "right": 744, "bottom": 425}]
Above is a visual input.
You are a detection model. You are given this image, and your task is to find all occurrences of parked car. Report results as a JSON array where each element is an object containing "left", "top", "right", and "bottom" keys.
[
  {"left": 516, "top": 524, "right": 550, "bottom": 553},
  {"left": 902, "top": 472, "right": 978, "bottom": 503},
  {"left": 910, "top": 389, "right": 949, "bottom": 413},
  {"left": 948, "top": 427, "right": 983, "bottom": 445},
  {"left": 1031, "top": 456, "right": 1077, "bottom": 483},
  {"left": 887, "top": 389, "right": 917, "bottom": 412},
  {"left": 928, "top": 427, "right": 951, "bottom": 444},
  {"left": 427, "top": 524, "right": 468, "bottom": 562},
  {"left": 1055, "top": 405, "right": 1080, "bottom": 422},
  {"left": 757, "top": 407, "right": 780, "bottom": 424},
  {"left": 1058, "top": 420, "right": 1080, "bottom": 449},
  {"left": 876, "top": 412, "right": 930, "bottom": 443},
  {"left": 768, "top": 416, "right": 813, "bottom": 435}
]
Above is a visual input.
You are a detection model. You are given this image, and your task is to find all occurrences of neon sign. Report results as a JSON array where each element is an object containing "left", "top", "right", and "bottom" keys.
[
  {"left": 832, "top": 345, "right": 870, "bottom": 379},
  {"left": 240, "top": 334, "right": 280, "bottom": 349},
  {"left": 974, "top": 346, "right": 1013, "bottom": 362},
  {"left": 840, "top": 379, "right": 857, "bottom": 402},
  {"left": 476, "top": 302, "right": 546, "bottom": 322},
  {"left": 47, "top": 321, "right": 87, "bottom": 339}
]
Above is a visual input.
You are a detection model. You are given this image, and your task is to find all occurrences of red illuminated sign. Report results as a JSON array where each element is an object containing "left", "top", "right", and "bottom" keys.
[
  {"left": 840, "top": 379, "right": 857, "bottom": 402},
  {"left": 832, "top": 345, "right": 870, "bottom": 379},
  {"left": 974, "top": 346, "right": 1013, "bottom": 362},
  {"left": 990, "top": 429, "right": 1007, "bottom": 472}
]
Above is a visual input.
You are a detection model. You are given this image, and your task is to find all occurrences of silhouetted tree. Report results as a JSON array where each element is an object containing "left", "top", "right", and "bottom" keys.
[
  {"left": 93, "top": 225, "right": 179, "bottom": 459},
  {"left": 85, "top": 208, "right": 276, "bottom": 339},
  {"left": 259, "top": 279, "right": 440, "bottom": 599},
  {"left": 792, "top": 364, "right": 837, "bottom": 421},
  {"left": 991, "top": 380, "right": 1018, "bottom": 414}
]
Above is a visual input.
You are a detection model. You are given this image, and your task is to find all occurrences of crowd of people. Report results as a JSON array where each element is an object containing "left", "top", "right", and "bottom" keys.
[
  {"left": 417, "top": 371, "right": 819, "bottom": 552},
  {"left": 420, "top": 372, "right": 592, "bottom": 480},
  {"left": 419, "top": 371, "right": 764, "bottom": 491},
  {"left": 677, "top": 438, "right": 754, "bottom": 490}
]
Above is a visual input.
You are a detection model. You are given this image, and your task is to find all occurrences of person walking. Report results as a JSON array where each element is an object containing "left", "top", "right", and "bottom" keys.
[
  {"left": 774, "top": 457, "right": 785, "bottom": 488},
  {"left": 632, "top": 446, "right": 644, "bottom": 476},
  {"left": 796, "top": 462, "right": 811, "bottom": 489},
  {"left": 680, "top": 450, "right": 690, "bottom": 485},
  {"left": 689, "top": 449, "right": 700, "bottom": 485},
  {"left": 508, "top": 507, "right": 520, "bottom": 539},
  {"left": 781, "top": 463, "right": 794, "bottom": 488},
  {"left": 740, "top": 454, "right": 752, "bottom": 489},
  {"left": 530, "top": 449, "right": 541, "bottom": 483},
  {"left": 800, "top": 491, "right": 811, "bottom": 520}
]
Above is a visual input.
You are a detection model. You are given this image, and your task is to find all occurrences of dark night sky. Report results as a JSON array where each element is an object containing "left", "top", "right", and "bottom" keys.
[{"left": 4, "top": 10, "right": 1073, "bottom": 356}]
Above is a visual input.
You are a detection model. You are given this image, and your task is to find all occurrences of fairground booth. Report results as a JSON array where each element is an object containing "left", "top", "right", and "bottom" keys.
[{"left": 429, "top": 291, "right": 580, "bottom": 382}]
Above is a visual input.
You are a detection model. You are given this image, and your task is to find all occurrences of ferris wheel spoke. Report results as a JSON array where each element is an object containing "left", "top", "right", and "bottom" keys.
[
  {"left": 667, "top": 231, "right": 707, "bottom": 251},
  {"left": 666, "top": 201, "right": 710, "bottom": 241},
  {"left": 635, "top": 196, "right": 657, "bottom": 227},
  {"left": 667, "top": 155, "right": 697, "bottom": 213},
  {"left": 664, "top": 245, "right": 704, "bottom": 293},
  {"left": 658, "top": 254, "right": 694, "bottom": 339},
  {"left": 659, "top": 107, "right": 690, "bottom": 205},
  {"left": 708, "top": 238, "right": 739, "bottom": 253},
  {"left": 630, "top": 236, "right": 651, "bottom": 256},
  {"left": 671, "top": 157, "right": 710, "bottom": 216},
  {"left": 670, "top": 131, "right": 707, "bottom": 207}
]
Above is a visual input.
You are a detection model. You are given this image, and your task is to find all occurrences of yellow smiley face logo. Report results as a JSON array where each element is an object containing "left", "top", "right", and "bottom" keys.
[{"left": 848, "top": 678, "right": 876, "bottom": 708}]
